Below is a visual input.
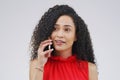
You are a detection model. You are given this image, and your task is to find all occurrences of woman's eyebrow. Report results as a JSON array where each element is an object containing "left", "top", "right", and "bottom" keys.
[
  {"left": 55, "top": 23, "right": 72, "bottom": 27},
  {"left": 64, "top": 25, "right": 72, "bottom": 27}
]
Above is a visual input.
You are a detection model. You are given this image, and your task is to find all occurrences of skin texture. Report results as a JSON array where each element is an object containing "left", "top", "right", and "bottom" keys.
[{"left": 29, "top": 15, "right": 98, "bottom": 80}]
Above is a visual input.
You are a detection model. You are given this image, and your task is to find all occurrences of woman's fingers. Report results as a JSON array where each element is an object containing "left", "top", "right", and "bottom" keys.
[
  {"left": 38, "top": 42, "right": 52, "bottom": 53},
  {"left": 37, "top": 39, "right": 53, "bottom": 67},
  {"left": 44, "top": 48, "right": 54, "bottom": 57},
  {"left": 38, "top": 40, "right": 52, "bottom": 53},
  {"left": 40, "top": 39, "right": 52, "bottom": 46},
  {"left": 37, "top": 39, "right": 53, "bottom": 57},
  {"left": 38, "top": 48, "right": 53, "bottom": 56}
]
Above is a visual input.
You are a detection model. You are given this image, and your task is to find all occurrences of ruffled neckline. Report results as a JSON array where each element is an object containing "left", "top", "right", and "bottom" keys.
[{"left": 48, "top": 55, "right": 77, "bottom": 62}]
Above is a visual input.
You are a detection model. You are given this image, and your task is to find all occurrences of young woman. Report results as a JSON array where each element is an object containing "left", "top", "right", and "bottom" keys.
[{"left": 29, "top": 5, "right": 98, "bottom": 80}]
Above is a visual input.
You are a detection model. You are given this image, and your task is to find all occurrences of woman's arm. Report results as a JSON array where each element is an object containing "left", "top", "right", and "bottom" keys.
[
  {"left": 89, "top": 62, "right": 98, "bottom": 80},
  {"left": 29, "top": 59, "right": 43, "bottom": 80},
  {"left": 29, "top": 39, "right": 53, "bottom": 80}
]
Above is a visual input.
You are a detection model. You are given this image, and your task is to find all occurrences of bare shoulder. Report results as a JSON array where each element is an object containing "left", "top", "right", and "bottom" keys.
[
  {"left": 88, "top": 62, "right": 98, "bottom": 80},
  {"left": 88, "top": 62, "right": 97, "bottom": 71}
]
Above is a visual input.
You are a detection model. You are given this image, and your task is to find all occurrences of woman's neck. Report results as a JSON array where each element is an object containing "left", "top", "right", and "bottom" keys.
[{"left": 55, "top": 49, "right": 72, "bottom": 59}]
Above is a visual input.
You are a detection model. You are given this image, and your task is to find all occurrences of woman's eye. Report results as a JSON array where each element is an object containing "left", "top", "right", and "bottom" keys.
[
  {"left": 65, "top": 28, "right": 71, "bottom": 32},
  {"left": 53, "top": 27, "right": 56, "bottom": 30},
  {"left": 53, "top": 27, "right": 58, "bottom": 31}
]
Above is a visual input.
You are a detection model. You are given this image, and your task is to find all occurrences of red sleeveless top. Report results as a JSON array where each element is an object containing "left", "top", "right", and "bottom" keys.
[{"left": 43, "top": 55, "right": 88, "bottom": 80}]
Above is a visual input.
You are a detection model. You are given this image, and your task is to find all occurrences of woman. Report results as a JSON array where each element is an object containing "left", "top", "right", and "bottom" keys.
[{"left": 29, "top": 5, "right": 98, "bottom": 80}]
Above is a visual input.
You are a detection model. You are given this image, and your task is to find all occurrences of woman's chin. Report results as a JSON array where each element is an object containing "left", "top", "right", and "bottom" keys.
[{"left": 54, "top": 47, "right": 65, "bottom": 51}]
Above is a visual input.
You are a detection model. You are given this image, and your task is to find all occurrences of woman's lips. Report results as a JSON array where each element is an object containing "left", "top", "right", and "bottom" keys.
[{"left": 55, "top": 40, "right": 65, "bottom": 45}]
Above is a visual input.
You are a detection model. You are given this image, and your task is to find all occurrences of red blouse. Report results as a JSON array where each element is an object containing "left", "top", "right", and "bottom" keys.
[{"left": 43, "top": 55, "right": 88, "bottom": 80}]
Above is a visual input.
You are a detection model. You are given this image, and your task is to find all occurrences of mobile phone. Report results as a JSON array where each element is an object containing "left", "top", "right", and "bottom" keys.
[
  {"left": 44, "top": 44, "right": 51, "bottom": 51},
  {"left": 48, "top": 44, "right": 51, "bottom": 50}
]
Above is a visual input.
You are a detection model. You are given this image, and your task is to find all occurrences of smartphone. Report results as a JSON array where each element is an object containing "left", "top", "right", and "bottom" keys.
[
  {"left": 48, "top": 44, "right": 51, "bottom": 50},
  {"left": 44, "top": 44, "right": 52, "bottom": 51}
]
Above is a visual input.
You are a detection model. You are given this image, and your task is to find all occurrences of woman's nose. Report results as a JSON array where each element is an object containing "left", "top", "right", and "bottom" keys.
[{"left": 56, "top": 30, "right": 64, "bottom": 38}]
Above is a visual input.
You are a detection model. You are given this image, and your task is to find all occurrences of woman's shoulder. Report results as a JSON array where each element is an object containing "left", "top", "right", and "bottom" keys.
[
  {"left": 78, "top": 60, "right": 97, "bottom": 70},
  {"left": 88, "top": 62, "right": 97, "bottom": 71},
  {"left": 88, "top": 62, "right": 98, "bottom": 80},
  {"left": 79, "top": 60, "right": 97, "bottom": 69}
]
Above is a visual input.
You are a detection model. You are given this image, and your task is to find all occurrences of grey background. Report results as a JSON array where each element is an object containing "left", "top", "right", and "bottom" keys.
[{"left": 0, "top": 0, "right": 120, "bottom": 80}]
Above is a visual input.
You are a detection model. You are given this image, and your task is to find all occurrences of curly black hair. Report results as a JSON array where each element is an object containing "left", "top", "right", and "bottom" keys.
[{"left": 30, "top": 5, "right": 96, "bottom": 64}]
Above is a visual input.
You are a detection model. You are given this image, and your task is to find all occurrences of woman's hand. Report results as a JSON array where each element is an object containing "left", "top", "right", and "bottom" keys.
[{"left": 36, "top": 39, "right": 53, "bottom": 71}]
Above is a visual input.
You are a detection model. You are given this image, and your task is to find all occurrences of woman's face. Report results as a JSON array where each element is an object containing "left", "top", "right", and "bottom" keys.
[{"left": 51, "top": 15, "right": 76, "bottom": 52}]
